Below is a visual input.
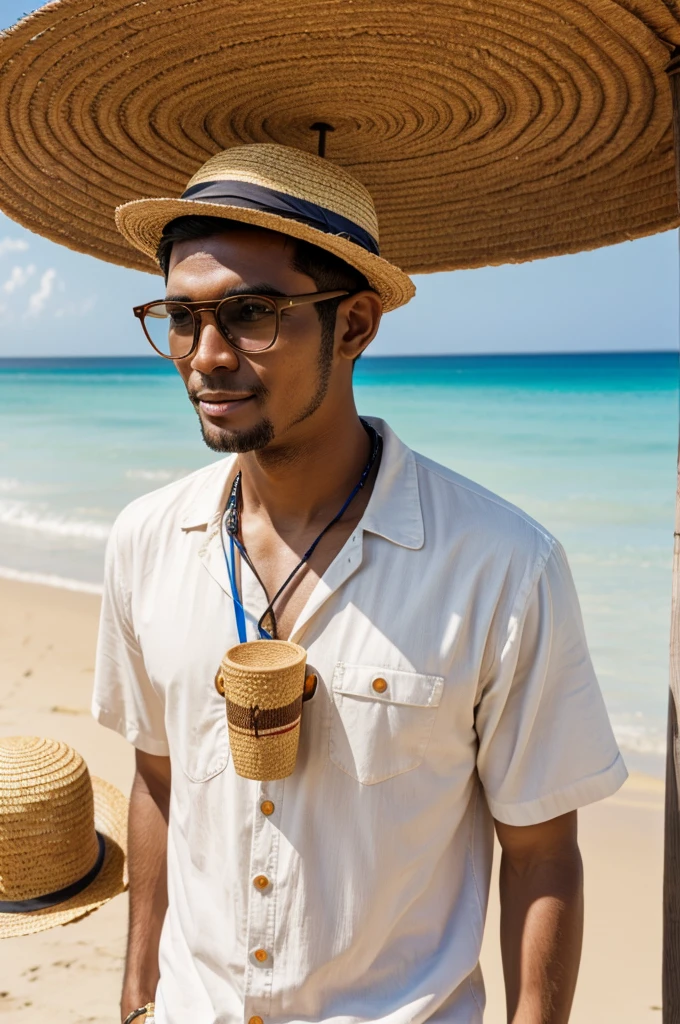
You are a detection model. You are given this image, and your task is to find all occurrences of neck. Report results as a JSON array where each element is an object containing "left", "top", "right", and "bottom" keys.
[{"left": 238, "top": 412, "right": 373, "bottom": 531}]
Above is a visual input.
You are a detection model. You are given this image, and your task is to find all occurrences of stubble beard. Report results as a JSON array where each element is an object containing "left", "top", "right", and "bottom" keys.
[{"left": 288, "top": 322, "right": 334, "bottom": 428}]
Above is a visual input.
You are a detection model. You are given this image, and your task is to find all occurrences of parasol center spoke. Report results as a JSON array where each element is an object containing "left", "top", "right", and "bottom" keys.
[{"left": 310, "top": 122, "right": 335, "bottom": 158}]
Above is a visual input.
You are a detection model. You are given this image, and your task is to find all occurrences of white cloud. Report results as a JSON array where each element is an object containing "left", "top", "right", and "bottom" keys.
[
  {"left": 0, "top": 238, "right": 29, "bottom": 257},
  {"left": 54, "top": 295, "right": 97, "bottom": 318},
  {"left": 3, "top": 264, "right": 35, "bottom": 294},
  {"left": 26, "top": 268, "right": 57, "bottom": 317}
]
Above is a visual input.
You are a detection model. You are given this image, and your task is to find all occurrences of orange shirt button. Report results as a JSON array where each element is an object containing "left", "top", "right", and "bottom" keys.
[
  {"left": 254, "top": 948, "right": 269, "bottom": 963},
  {"left": 249, "top": 1017, "right": 264, "bottom": 1024},
  {"left": 372, "top": 677, "right": 388, "bottom": 694},
  {"left": 253, "top": 875, "right": 269, "bottom": 890},
  {"left": 260, "top": 800, "right": 275, "bottom": 816}
]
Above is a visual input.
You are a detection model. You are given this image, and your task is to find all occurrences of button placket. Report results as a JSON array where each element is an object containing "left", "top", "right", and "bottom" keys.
[{"left": 243, "top": 781, "right": 282, "bottom": 1022}]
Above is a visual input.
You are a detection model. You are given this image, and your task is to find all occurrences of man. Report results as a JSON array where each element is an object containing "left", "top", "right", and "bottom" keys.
[{"left": 93, "top": 144, "right": 626, "bottom": 1024}]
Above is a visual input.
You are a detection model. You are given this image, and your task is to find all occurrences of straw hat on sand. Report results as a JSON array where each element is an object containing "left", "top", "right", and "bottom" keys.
[
  {"left": 0, "top": 736, "right": 127, "bottom": 938},
  {"left": 1, "top": 0, "right": 679, "bottom": 277}
]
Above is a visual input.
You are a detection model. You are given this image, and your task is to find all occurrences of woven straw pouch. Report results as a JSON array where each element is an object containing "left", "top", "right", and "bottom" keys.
[{"left": 217, "top": 641, "right": 308, "bottom": 781}]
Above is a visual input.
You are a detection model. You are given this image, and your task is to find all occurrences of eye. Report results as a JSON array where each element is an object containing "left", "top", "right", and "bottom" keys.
[
  {"left": 233, "top": 299, "right": 275, "bottom": 322},
  {"left": 166, "top": 305, "right": 193, "bottom": 329}
]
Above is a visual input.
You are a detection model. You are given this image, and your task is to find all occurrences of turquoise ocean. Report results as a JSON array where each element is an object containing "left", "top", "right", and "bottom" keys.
[{"left": 0, "top": 352, "right": 676, "bottom": 774}]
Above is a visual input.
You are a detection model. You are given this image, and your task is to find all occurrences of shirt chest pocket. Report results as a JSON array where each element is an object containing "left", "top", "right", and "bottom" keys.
[{"left": 329, "top": 663, "right": 444, "bottom": 785}]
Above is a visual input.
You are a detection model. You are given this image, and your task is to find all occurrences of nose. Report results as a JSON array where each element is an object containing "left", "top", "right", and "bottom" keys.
[{"left": 189, "top": 309, "right": 240, "bottom": 374}]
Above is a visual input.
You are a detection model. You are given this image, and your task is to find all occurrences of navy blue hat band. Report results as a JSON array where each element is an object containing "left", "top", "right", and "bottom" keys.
[
  {"left": 0, "top": 832, "right": 106, "bottom": 914},
  {"left": 180, "top": 179, "right": 380, "bottom": 257}
]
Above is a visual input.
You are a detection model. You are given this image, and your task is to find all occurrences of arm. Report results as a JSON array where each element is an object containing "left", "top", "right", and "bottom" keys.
[
  {"left": 495, "top": 810, "right": 583, "bottom": 1024},
  {"left": 121, "top": 750, "right": 172, "bottom": 1023}
]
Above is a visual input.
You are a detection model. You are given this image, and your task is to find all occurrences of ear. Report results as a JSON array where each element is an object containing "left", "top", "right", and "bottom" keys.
[{"left": 335, "top": 290, "right": 383, "bottom": 361}]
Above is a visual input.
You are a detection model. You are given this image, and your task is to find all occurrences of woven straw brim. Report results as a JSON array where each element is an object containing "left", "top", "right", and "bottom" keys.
[
  {"left": 1, "top": 0, "right": 679, "bottom": 278},
  {"left": 0, "top": 778, "right": 128, "bottom": 939},
  {"left": 116, "top": 198, "right": 414, "bottom": 313}
]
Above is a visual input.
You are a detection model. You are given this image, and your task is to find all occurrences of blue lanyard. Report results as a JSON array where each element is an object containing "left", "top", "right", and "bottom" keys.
[
  {"left": 223, "top": 524, "right": 272, "bottom": 643},
  {"left": 221, "top": 423, "right": 381, "bottom": 643}
]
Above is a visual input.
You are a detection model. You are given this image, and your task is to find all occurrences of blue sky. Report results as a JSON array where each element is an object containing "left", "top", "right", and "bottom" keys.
[
  {"left": 1, "top": 1, "right": 678, "bottom": 359},
  {"left": 0, "top": 213, "right": 677, "bottom": 358}
]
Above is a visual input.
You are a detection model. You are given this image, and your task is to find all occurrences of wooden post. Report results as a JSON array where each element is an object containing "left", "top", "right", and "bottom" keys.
[{"left": 664, "top": 48, "right": 680, "bottom": 1024}]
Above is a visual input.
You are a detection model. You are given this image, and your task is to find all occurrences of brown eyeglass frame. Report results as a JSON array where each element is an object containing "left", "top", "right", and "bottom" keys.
[{"left": 132, "top": 290, "right": 350, "bottom": 360}]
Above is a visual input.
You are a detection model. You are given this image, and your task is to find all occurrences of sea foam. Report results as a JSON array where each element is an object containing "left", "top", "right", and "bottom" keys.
[
  {"left": 0, "top": 565, "right": 103, "bottom": 594},
  {"left": 0, "top": 500, "right": 111, "bottom": 541},
  {"left": 126, "top": 468, "right": 187, "bottom": 482}
]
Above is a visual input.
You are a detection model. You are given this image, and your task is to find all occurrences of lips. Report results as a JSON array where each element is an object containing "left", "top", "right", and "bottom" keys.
[{"left": 196, "top": 393, "right": 255, "bottom": 418}]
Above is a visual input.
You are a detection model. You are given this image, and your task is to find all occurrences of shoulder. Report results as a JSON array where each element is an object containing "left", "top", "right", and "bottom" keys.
[
  {"left": 414, "top": 449, "right": 553, "bottom": 542},
  {"left": 413, "top": 448, "right": 556, "bottom": 571},
  {"left": 109, "top": 457, "right": 234, "bottom": 553}
]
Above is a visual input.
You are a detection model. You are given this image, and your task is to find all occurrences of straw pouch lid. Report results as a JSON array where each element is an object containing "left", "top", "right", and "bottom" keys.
[
  {"left": 0, "top": 0, "right": 679, "bottom": 279},
  {"left": 0, "top": 736, "right": 128, "bottom": 938}
]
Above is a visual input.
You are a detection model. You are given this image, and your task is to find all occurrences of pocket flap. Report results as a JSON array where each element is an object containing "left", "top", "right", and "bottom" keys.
[{"left": 332, "top": 663, "right": 444, "bottom": 708}]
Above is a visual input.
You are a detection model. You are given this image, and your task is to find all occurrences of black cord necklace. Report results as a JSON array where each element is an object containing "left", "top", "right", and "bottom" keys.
[{"left": 222, "top": 421, "right": 382, "bottom": 640}]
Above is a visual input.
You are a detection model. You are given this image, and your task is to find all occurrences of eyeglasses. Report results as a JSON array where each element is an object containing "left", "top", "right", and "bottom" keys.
[{"left": 133, "top": 290, "right": 349, "bottom": 360}]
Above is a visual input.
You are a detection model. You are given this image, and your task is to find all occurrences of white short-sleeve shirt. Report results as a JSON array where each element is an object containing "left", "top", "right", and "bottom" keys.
[{"left": 92, "top": 418, "right": 626, "bottom": 1024}]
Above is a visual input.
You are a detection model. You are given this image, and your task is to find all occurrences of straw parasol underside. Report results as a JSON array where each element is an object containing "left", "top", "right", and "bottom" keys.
[{"left": 0, "top": 0, "right": 679, "bottom": 276}]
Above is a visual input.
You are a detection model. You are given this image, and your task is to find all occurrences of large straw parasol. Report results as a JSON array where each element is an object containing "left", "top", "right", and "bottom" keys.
[
  {"left": 0, "top": 0, "right": 679, "bottom": 276},
  {"left": 2, "top": 0, "right": 680, "bottom": 1016}
]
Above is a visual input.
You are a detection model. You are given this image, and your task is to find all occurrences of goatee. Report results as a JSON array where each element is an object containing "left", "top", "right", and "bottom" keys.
[{"left": 198, "top": 415, "right": 275, "bottom": 453}]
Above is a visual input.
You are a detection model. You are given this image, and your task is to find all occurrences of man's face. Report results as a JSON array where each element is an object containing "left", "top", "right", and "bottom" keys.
[{"left": 167, "top": 228, "right": 341, "bottom": 453}]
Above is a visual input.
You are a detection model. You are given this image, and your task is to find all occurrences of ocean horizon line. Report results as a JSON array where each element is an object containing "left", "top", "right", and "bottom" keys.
[{"left": 0, "top": 349, "right": 678, "bottom": 366}]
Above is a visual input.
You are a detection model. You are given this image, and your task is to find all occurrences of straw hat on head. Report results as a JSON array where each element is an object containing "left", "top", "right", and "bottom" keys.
[
  {"left": 0, "top": 0, "right": 679, "bottom": 276},
  {"left": 0, "top": 736, "right": 127, "bottom": 938},
  {"left": 116, "top": 144, "right": 415, "bottom": 312}
]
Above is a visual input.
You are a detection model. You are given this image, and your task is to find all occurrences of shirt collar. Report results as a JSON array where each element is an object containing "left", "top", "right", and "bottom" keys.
[
  {"left": 179, "top": 417, "right": 424, "bottom": 551},
  {"left": 180, "top": 457, "right": 237, "bottom": 532},
  {"left": 358, "top": 417, "right": 424, "bottom": 550}
]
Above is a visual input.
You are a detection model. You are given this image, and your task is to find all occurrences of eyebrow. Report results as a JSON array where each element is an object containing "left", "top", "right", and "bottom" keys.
[{"left": 164, "top": 283, "right": 287, "bottom": 302}]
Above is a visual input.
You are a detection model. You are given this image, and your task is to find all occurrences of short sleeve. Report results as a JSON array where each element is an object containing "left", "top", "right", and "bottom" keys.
[
  {"left": 92, "top": 516, "right": 170, "bottom": 756},
  {"left": 475, "top": 540, "right": 627, "bottom": 826}
]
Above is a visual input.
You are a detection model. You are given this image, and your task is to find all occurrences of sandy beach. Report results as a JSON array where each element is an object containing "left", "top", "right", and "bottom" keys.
[{"left": 0, "top": 576, "right": 664, "bottom": 1023}]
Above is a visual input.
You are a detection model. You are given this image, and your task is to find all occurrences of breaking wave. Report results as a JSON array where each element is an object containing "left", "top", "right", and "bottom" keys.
[
  {"left": 0, "top": 500, "right": 111, "bottom": 541},
  {"left": 126, "top": 468, "right": 188, "bottom": 482},
  {"left": 0, "top": 565, "right": 103, "bottom": 594}
]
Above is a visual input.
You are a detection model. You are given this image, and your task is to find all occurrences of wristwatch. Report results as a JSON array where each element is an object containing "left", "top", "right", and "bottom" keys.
[{"left": 123, "top": 1003, "right": 155, "bottom": 1024}]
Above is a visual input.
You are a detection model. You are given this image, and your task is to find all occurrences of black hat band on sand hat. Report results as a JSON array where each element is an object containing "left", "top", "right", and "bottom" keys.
[{"left": 0, "top": 833, "right": 106, "bottom": 915}]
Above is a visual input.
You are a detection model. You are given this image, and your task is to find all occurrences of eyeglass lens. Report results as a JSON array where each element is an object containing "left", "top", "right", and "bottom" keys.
[{"left": 142, "top": 297, "right": 278, "bottom": 358}]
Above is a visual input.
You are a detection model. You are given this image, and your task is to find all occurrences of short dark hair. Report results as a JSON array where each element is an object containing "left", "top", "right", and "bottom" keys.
[{"left": 156, "top": 215, "right": 370, "bottom": 341}]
